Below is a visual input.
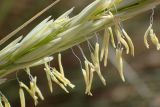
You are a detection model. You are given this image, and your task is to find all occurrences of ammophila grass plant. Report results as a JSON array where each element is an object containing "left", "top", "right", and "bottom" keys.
[{"left": 0, "top": 0, "right": 160, "bottom": 106}]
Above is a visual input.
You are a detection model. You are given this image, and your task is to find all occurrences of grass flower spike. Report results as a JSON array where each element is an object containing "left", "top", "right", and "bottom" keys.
[{"left": 0, "top": 0, "right": 160, "bottom": 106}]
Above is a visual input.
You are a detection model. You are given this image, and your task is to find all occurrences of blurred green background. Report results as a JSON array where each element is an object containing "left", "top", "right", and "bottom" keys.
[{"left": 1, "top": 0, "right": 160, "bottom": 107}]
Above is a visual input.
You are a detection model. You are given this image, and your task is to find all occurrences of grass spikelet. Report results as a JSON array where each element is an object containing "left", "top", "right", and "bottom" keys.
[
  {"left": 11, "top": 16, "right": 53, "bottom": 60},
  {"left": 0, "top": 36, "right": 22, "bottom": 64},
  {"left": 29, "top": 57, "right": 53, "bottom": 67}
]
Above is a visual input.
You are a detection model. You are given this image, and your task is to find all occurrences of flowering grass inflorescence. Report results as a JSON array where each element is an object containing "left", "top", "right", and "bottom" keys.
[{"left": 0, "top": 0, "right": 160, "bottom": 106}]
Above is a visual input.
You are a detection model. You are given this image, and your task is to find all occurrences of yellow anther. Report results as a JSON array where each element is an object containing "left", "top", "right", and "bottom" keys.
[
  {"left": 1, "top": 95, "right": 11, "bottom": 107},
  {"left": 144, "top": 23, "right": 152, "bottom": 48},
  {"left": 116, "top": 48, "right": 125, "bottom": 82},
  {"left": 120, "top": 37, "right": 129, "bottom": 54},
  {"left": 94, "top": 43, "right": 106, "bottom": 85},
  {"left": 108, "top": 27, "right": 116, "bottom": 48},
  {"left": 100, "top": 28, "right": 110, "bottom": 67},
  {"left": 19, "top": 88, "right": 25, "bottom": 107},
  {"left": 58, "top": 53, "right": 64, "bottom": 76},
  {"left": 44, "top": 63, "right": 53, "bottom": 93},
  {"left": 50, "top": 73, "right": 69, "bottom": 93},
  {"left": 19, "top": 76, "right": 43, "bottom": 106},
  {"left": 122, "top": 29, "right": 135, "bottom": 56},
  {"left": 150, "top": 29, "right": 160, "bottom": 50}
]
